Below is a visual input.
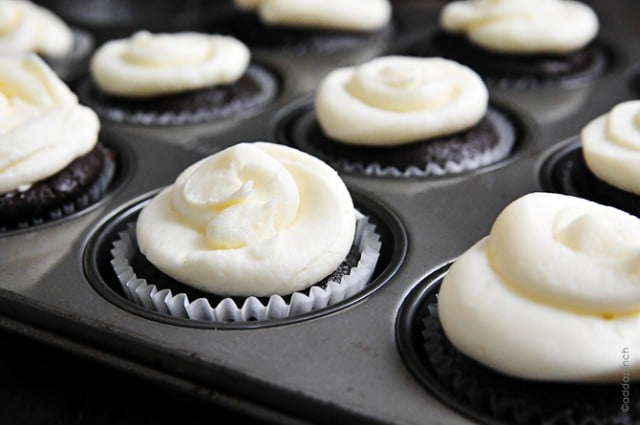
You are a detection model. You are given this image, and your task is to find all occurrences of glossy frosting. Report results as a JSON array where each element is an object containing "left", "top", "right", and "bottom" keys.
[
  {"left": 582, "top": 100, "right": 640, "bottom": 196},
  {"left": 0, "top": 54, "right": 99, "bottom": 194},
  {"left": 234, "top": 0, "right": 391, "bottom": 32},
  {"left": 136, "top": 142, "right": 356, "bottom": 297},
  {"left": 0, "top": 0, "right": 73, "bottom": 58},
  {"left": 315, "top": 56, "right": 488, "bottom": 146},
  {"left": 440, "top": 0, "right": 599, "bottom": 54},
  {"left": 439, "top": 193, "right": 640, "bottom": 382},
  {"left": 90, "top": 31, "right": 250, "bottom": 98}
]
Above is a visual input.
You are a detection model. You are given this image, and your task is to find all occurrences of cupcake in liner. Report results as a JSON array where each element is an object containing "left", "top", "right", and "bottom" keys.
[
  {"left": 418, "top": 0, "right": 607, "bottom": 89},
  {"left": 108, "top": 142, "right": 381, "bottom": 323},
  {"left": 220, "top": 0, "right": 393, "bottom": 55},
  {"left": 0, "top": 1, "right": 94, "bottom": 83},
  {"left": 0, "top": 54, "right": 115, "bottom": 233},
  {"left": 287, "top": 56, "right": 516, "bottom": 178},
  {"left": 426, "top": 193, "right": 640, "bottom": 424},
  {"left": 110, "top": 213, "right": 380, "bottom": 322},
  {"left": 542, "top": 101, "right": 640, "bottom": 217},
  {"left": 76, "top": 31, "right": 278, "bottom": 126}
]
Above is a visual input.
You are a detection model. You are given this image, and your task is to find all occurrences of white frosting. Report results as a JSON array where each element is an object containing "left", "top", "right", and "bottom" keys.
[
  {"left": 234, "top": 0, "right": 391, "bottom": 32},
  {"left": 439, "top": 193, "right": 640, "bottom": 382},
  {"left": 440, "top": 0, "right": 599, "bottom": 54},
  {"left": 0, "top": 54, "right": 99, "bottom": 195},
  {"left": 582, "top": 100, "right": 640, "bottom": 196},
  {"left": 90, "top": 31, "right": 250, "bottom": 98},
  {"left": 315, "top": 56, "right": 488, "bottom": 146},
  {"left": 136, "top": 142, "right": 356, "bottom": 297},
  {"left": 0, "top": 0, "right": 73, "bottom": 58}
]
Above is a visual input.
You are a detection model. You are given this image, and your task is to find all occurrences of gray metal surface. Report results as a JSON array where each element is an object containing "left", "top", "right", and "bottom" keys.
[{"left": 1, "top": 2, "right": 639, "bottom": 424}]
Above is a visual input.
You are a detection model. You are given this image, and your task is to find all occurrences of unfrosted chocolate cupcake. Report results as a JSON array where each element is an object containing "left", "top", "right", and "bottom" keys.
[
  {"left": 283, "top": 56, "right": 516, "bottom": 177},
  {"left": 76, "top": 31, "right": 278, "bottom": 126},
  {"left": 414, "top": 0, "right": 607, "bottom": 88},
  {"left": 0, "top": 54, "right": 115, "bottom": 233},
  {"left": 220, "top": 0, "right": 393, "bottom": 55}
]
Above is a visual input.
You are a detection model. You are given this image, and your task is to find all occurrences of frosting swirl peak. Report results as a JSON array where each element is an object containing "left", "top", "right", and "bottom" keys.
[{"left": 171, "top": 143, "right": 300, "bottom": 249}]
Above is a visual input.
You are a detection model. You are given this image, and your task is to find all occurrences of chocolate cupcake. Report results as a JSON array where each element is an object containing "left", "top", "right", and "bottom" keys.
[
  {"left": 0, "top": 0, "right": 93, "bottom": 83},
  {"left": 541, "top": 100, "right": 640, "bottom": 217},
  {"left": 414, "top": 0, "right": 607, "bottom": 88},
  {"left": 76, "top": 31, "right": 278, "bottom": 126},
  {"left": 422, "top": 193, "right": 640, "bottom": 424},
  {"left": 220, "top": 0, "right": 393, "bottom": 55},
  {"left": 110, "top": 142, "right": 381, "bottom": 323},
  {"left": 0, "top": 54, "right": 115, "bottom": 233},
  {"left": 284, "top": 56, "right": 516, "bottom": 177}
]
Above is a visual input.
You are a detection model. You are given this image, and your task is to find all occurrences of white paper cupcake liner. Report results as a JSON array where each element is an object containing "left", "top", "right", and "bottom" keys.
[
  {"left": 79, "top": 64, "right": 278, "bottom": 126},
  {"left": 110, "top": 213, "right": 381, "bottom": 323}
]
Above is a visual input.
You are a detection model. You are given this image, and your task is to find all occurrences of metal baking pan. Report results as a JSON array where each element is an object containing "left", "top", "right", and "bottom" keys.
[{"left": 2, "top": 1, "right": 640, "bottom": 424}]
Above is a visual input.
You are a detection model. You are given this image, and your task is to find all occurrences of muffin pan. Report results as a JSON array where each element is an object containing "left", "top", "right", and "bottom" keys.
[{"left": 2, "top": 1, "right": 640, "bottom": 424}]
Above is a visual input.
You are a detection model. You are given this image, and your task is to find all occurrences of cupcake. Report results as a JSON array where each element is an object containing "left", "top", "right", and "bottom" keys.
[
  {"left": 222, "top": 0, "right": 393, "bottom": 55},
  {"left": 110, "top": 142, "right": 381, "bottom": 323},
  {"left": 76, "top": 31, "right": 278, "bottom": 126},
  {"left": 0, "top": 0, "right": 93, "bottom": 82},
  {"left": 541, "top": 100, "right": 640, "bottom": 217},
  {"left": 0, "top": 54, "right": 115, "bottom": 232},
  {"left": 418, "top": 0, "right": 607, "bottom": 88},
  {"left": 284, "top": 55, "right": 517, "bottom": 177},
  {"left": 424, "top": 193, "right": 640, "bottom": 423}
]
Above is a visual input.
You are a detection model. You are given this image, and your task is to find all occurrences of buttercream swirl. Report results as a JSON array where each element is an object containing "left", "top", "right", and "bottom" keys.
[
  {"left": 315, "top": 56, "right": 488, "bottom": 146},
  {"left": 439, "top": 193, "right": 640, "bottom": 382},
  {"left": 582, "top": 100, "right": 640, "bottom": 196},
  {"left": 136, "top": 142, "right": 356, "bottom": 297},
  {"left": 0, "top": 54, "right": 99, "bottom": 194},
  {"left": 0, "top": 0, "right": 73, "bottom": 58},
  {"left": 234, "top": 0, "right": 391, "bottom": 32},
  {"left": 90, "top": 31, "right": 250, "bottom": 98},
  {"left": 440, "top": 0, "right": 599, "bottom": 54}
]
